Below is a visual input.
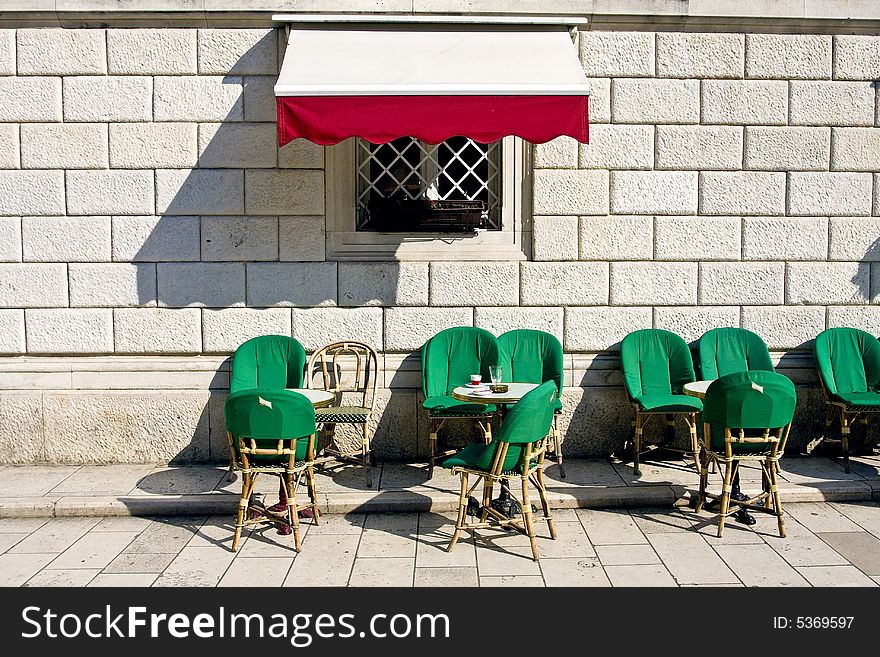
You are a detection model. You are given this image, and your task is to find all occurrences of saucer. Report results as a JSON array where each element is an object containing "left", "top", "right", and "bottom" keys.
[{"left": 465, "top": 383, "right": 487, "bottom": 388}]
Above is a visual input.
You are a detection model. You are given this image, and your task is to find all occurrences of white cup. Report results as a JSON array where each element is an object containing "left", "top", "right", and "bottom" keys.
[{"left": 469, "top": 374, "right": 482, "bottom": 385}]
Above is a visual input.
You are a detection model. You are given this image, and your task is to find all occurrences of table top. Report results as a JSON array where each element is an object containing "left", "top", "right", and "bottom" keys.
[
  {"left": 285, "top": 388, "right": 335, "bottom": 408},
  {"left": 451, "top": 382, "right": 539, "bottom": 404},
  {"left": 682, "top": 380, "right": 713, "bottom": 399}
]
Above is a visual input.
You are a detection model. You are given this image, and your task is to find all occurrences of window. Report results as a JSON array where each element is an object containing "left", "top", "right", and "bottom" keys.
[{"left": 326, "top": 136, "right": 531, "bottom": 261}]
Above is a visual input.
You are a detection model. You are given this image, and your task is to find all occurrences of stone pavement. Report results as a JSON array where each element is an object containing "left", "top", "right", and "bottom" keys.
[{"left": 0, "top": 452, "right": 878, "bottom": 587}]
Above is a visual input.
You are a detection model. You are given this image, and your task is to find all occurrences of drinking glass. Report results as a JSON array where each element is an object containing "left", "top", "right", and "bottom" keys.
[{"left": 489, "top": 365, "right": 502, "bottom": 384}]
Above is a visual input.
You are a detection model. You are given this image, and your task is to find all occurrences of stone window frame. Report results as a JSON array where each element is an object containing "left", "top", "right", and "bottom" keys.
[{"left": 325, "top": 136, "right": 532, "bottom": 261}]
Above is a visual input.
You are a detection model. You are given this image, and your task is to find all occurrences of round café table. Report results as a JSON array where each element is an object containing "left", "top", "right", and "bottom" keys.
[{"left": 683, "top": 379, "right": 756, "bottom": 525}]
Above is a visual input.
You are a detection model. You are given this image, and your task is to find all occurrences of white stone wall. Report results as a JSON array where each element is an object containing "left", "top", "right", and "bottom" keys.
[{"left": 0, "top": 26, "right": 878, "bottom": 463}]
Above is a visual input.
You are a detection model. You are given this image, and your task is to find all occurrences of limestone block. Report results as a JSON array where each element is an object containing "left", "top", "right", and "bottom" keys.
[
  {"left": 702, "top": 80, "right": 787, "bottom": 125},
  {"left": 112, "top": 215, "right": 200, "bottom": 262},
  {"left": 655, "top": 216, "right": 741, "bottom": 261},
  {"left": 156, "top": 169, "right": 243, "bottom": 215},
  {"left": 787, "top": 262, "right": 870, "bottom": 304},
  {"left": 42, "top": 392, "right": 211, "bottom": 463},
  {"left": 699, "top": 172, "right": 785, "bottom": 216},
  {"left": 0, "top": 394, "right": 45, "bottom": 463},
  {"left": 198, "top": 122, "right": 276, "bottom": 168},
  {"left": 743, "top": 217, "right": 828, "bottom": 261},
  {"left": 201, "top": 215, "right": 278, "bottom": 261},
  {"left": 158, "top": 263, "right": 246, "bottom": 308},
  {"left": 339, "top": 262, "right": 428, "bottom": 307},
  {"left": 198, "top": 28, "right": 277, "bottom": 75},
  {"left": 367, "top": 390, "right": 419, "bottom": 461},
  {"left": 586, "top": 77, "right": 611, "bottom": 124},
  {"left": 154, "top": 76, "right": 243, "bottom": 122},
  {"left": 25, "top": 309, "right": 113, "bottom": 354},
  {"left": 655, "top": 125, "right": 742, "bottom": 171},
  {"left": 611, "top": 171, "right": 697, "bottom": 215},
  {"left": 534, "top": 169, "right": 609, "bottom": 216},
  {"left": 653, "top": 306, "right": 740, "bottom": 345},
  {"left": 0, "top": 78, "right": 61, "bottom": 122},
  {"left": 63, "top": 76, "right": 152, "bottom": 122},
  {"left": 109, "top": 123, "right": 198, "bottom": 169},
  {"left": 533, "top": 136, "right": 578, "bottom": 169},
  {"left": 612, "top": 78, "right": 699, "bottom": 124},
  {"left": 789, "top": 81, "right": 875, "bottom": 126},
  {"left": 113, "top": 308, "right": 202, "bottom": 353},
  {"left": 278, "top": 216, "right": 325, "bottom": 262},
  {"left": 429, "top": 262, "right": 519, "bottom": 306},
  {"left": 831, "top": 128, "right": 880, "bottom": 172},
  {"left": 0, "top": 170, "right": 64, "bottom": 216},
  {"left": 833, "top": 35, "right": 880, "bottom": 80},
  {"left": 69, "top": 263, "right": 157, "bottom": 307},
  {"left": 291, "top": 307, "right": 383, "bottom": 352},
  {"left": 202, "top": 308, "right": 291, "bottom": 353},
  {"left": 788, "top": 172, "right": 872, "bottom": 216},
  {"left": 564, "top": 306, "right": 653, "bottom": 351},
  {"left": 245, "top": 170, "right": 324, "bottom": 215},
  {"left": 521, "top": 262, "right": 609, "bottom": 306},
  {"left": 533, "top": 215, "right": 579, "bottom": 261},
  {"left": 0, "top": 217, "right": 20, "bottom": 262},
  {"left": 67, "top": 170, "right": 154, "bottom": 215},
  {"left": 474, "top": 306, "right": 564, "bottom": 342},
  {"left": 829, "top": 217, "right": 880, "bottom": 261},
  {"left": 278, "top": 139, "right": 324, "bottom": 169},
  {"left": 580, "top": 31, "right": 654, "bottom": 77},
  {"left": 741, "top": 306, "right": 826, "bottom": 349},
  {"left": 743, "top": 126, "right": 830, "bottom": 171},
  {"left": 0, "top": 263, "right": 67, "bottom": 307},
  {"left": 242, "top": 75, "right": 275, "bottom": 122},
  {"left": 383, "top": 307, "right": 473, "bottom": 352},
  {"left": 745, "top": 34, "right": 831, "bottom": 79},
  {"left": 107, "top": 29, "right": 197, "bottom": 75},
  {"left": 17, "top": 28, "right": 106, "bottom": 75},
  {"left": 20, "top": 123, "right": 108, "bottom": 169},
  {"left": 0, "top": 29, "right": 13, "bottom": 76},
  {"left": 656, "top": 33, "right": 744, "bottom": 78},
  {"left": 699, "top": 262, "right": 785, "bottom": 305},
  {"left": 610, "top": 262, "right": 697, "bottom": 306},
  {"left": 0, "top": 310, "right": 24, "bottom": 353},
  {"left": 827, "top": 306, "right": 880, "bottom": 335},
  {"left": 579, "top": 215, "right": 653, "bottom": 261},
  {"left": 0, "top": 124, "right": 19, "bottom": 168},
  {"left": 578, "top": 124, "right": 653, "bottom": 170},
  {"left": 22, "top": 216, "right": 110, "bottom": 262},
  {"left": 246, "top": 262, "right": 337, "bottom": 308},
  {"left": 557, "top": 386, "right": 633, "bottom": 457}
]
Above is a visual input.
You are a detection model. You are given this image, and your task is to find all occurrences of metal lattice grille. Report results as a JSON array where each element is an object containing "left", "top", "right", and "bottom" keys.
[{"left": 356, "top": 137, "right": 502, "bottom": 231}]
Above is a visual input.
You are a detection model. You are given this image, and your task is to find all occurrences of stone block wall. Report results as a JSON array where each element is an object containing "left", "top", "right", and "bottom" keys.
[{"left": 0, "top": 25, "right": 878, "bottom": 463}]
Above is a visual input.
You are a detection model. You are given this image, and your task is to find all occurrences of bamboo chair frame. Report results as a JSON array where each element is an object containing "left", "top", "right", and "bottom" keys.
[
  {"left": 429, "top": 414, "right": 494, "bottom": 478},
  {"left": 447, "top": 439, "right": 556, "bottom": 561},
  {"left": 695, "top": 422, "right": 791, "bottom": 538},
  {"left": 627, "top": 403, "right": 700, "bottom": 478},
  {"left": 307, "top": 341, "right": 380, "bottom": 487},
  {"left": 226, "top": 431, "right": 320, "bottom": 553}
]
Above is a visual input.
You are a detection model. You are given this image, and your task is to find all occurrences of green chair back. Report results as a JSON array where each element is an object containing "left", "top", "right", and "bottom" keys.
[
  {"left": 702, "top": 371, "right": 796, "bottom": 450},
  {"left": 698, "top": 327, "right": 775, "bottom": 380},
  {"left": 813, "top": 327, "right": 880, "bottom": 396},
  {"left": 230, "top": 335, "right": 307, "bottom": 394},
  {"left": 620, "top": 329, "right": 695, "bottom": 399},
  {"left": 225, "top": 389, "right": 317, "bottom": 462},
  {"left": 497, "top": 329, "right": 563, "bottom": 393},
  {"left": 421, "top": 327, "right": 500, "bottom": 398},
  {"left": 475, "top": 381, "right": 558, "bottom": 472}
]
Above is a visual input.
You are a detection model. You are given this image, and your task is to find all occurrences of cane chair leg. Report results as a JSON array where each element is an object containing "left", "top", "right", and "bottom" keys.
[
  {"left": 428, "top": 418, "right": 439, "bottom": 478},
  {"left": 521, "top": 474, "right": 539, "bottom": 561},
  {"left": 483, "top": 419, "right": 492, "bottom": 444},
  {"left": 305, "top": 465, "right": 320, "bottom": 525},
  {"left": 479, "top": 477, "right": 493, "bottom": 523},
  {"left": 232, "top": 472, "right": 254, "bottom": 552},
  {"left": 695, "top": 445, "right": 709, "bottom": 514},
  {"left": 361, "top": 423, "right": 373, "bottom": 488},
  {"left": 535, "top": 465, "right": 556, "bottom": 540},
  {"left": 768, "top": 460, "right": 786, "bottom": 538},
  {"left": 285, "top": 473, "right": 302, "bottom": 553},
  {"left": 688, "top": 414, "right": 700, "bottom": 471},
  {"left": 717, "top": 459, "right": 734, "bottom": 539},
  {"left": 448, "top": 471, "right": 469, "bottom": 553},
  {"left": 633, "top": 413, "right": 643, "bottom": 477},
  {"left": 552, "top": 414, "right": 565, "bottom": 479},
  {"left": 840, "top": 411, "right": 851, "bottom": 474}
]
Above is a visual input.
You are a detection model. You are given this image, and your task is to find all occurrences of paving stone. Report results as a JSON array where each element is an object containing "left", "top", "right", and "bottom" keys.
[
  {"left": 577, "top": 508, "right": 648, "bottom": 545},
  {"left": 474, "top": 536, "right": 542, "bottom": 577},
  {"left": 0, "top": 465, "right": 79, "bottom": 497},
  {"left": 89, "top": 574, "right": 158, "bottom": 587},
  {"left": 48, "top": 464, "right": 155, "bottom": 495},
  {"left": 416, "top": 515, "right": 476, "bottom": 568},
  {"left": 414, "top": 567, "right": 478, "bottom": 587},
  {"left": 0, "top": 553, "right": 54, "bottom": 586},
  {"left": 24, "top": 568, "right": 99, "bottom": 587},
  {"left": 479, "top": 575, "right": 545, "bottom": 587},
  {"left": 783, "top": 502, "right": 865, "bottom": 533},
  {"left": 647, "top": 532, "right": 740, "bottom": 585},
  {"left": 763, "top": 517, "right": 850, "bottom": 567},
  {"left": 153, "top": 545, "right": 236, "bottom": 587},
  {"left": 283, "top": 534, "right": 359, "bottom": 586},
  {"left": 714, "top": 543, "right": 809, "bottom": 586},
  {"left": 218, "top": 557, "right": 293, "bottom": 587},
  {"left": 349, "top": 557, "right": 414, "bottom": 587},
  {"left": 540, "top": 557, "right": 610, "bottom": 586},
  {"left": 300, "top": 513, "right": 365, "bottom": 536},
  {"left": 8, "top": 517, "right": 99, "bottom": 554},
  {"left": 0, "top": 533, "right": 25, "bottom": 554},
  {"left": 816, "top": 531, "right": 880, "bottom": 575},
  {"left": 103, "top": 551, "right": 176, "bottom": 574},
  {"left": 604, "top": 564, "right": 678, "bottom": 587},
  {"left": 123, "top": 517, "right": 206, "bottom": 554},
  {"left": 596, "top": 544, "right": 661, "bottom": 566},
  {"left": 0, "top": 518, "right": 48, "bottom": 533},
  {"left": 233, "top": 525, "right": 302, "bottom": 558},
  {"left": 795, "top": 564, "right": 878, "bottom": 587},
  {"left": 828, "top": 502, "right": 880, "bottom": 538},
  {"left": 48, "top": 531, "right": 138, "bottom": 569}
]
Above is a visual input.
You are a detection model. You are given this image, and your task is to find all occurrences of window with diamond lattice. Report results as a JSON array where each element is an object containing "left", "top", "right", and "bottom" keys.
[{"left": 356, "top": 137, "right": 502, "bottom": 232}]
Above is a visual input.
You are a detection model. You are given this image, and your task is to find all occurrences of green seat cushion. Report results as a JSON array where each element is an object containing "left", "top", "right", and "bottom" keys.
[
  {"left": 634, "top": 393, "right": 703, "bottom": 413},
  {"left": 423, "top": 395, "right": 496, "bottom": 416},
  {"left": 441, "top": 442, "right": 527, "bottom": 474},
  {"left": 501, "top": 397, "right": 562, "bottom": 413},
  {"left": 315, "top": 406, "right": 371, "bottom": 423},
  {"left": 830, "top": 391, "right": 880, "bottom": 408}
]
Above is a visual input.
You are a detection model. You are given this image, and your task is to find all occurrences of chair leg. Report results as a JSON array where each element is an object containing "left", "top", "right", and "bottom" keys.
[
  {"left": 428, "top": 418, "right": 438, "bottom": 478},
  {"left": 285, "top": 473, "right": 302, "bottom": 553},
  {"left": 552, "top": 414, "right": 565, "bottom": 479},
  {"left": 447, "top": 471, "right": 469, "bottom": 553},
  {"left": 361, "top": 423, "right": 373, "bottom": 488},
  {"left": 633, "top": 413, "right": 644, "bottom": 477},
  {"left": 717, "top": 459, "right": 734, "bottom": 539},
  {"left": 768, "top": 460, "right": 786, "bottom": 538},
  {"left": 695, "top": 446, "right": 709, "bottom": 514},
  {"left": 535, "top": 465, "right": 556, "bottom": 540},
  {"left": 305, "top": 465, "right": 320, "bottom": 525},
  {"left": 479, "top": 477, "right": 493, "bottom": 523},
  {"left": 482, "top": 418, "right": 493, "bottom": 444},
  {"left": 232, "top": 472, "right": 254, "bottom": 552},
  {"left": 688, "top": 414, "right": 700, "bottom": 471},
  {"left": 840, "top": 411, "right": 851, "bottom": 474},
  {"left": 521, "top": 473, "right": 539, "bottom": 561}
]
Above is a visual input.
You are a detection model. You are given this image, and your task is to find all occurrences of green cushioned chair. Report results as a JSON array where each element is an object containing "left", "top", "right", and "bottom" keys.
[
  {"left": 812, "top": 327, "right": 880, "bottom": 473},
  {"left": 620, "top": 328, "right": 702, "bottom": 477},
  {"left": 421, "top": 327, "right": 500, "bottom": 476},
  {"left": 498, "top": 329, "right": 567, "bottom": 477},
  {"left": 224, "top": 389, "right": 319, "bottom": 553},
  {"left": 698, "top": 327, "right": 775, "bottom": 380},
  {"left": 443, "top": 380, "right": 558, "bottom": 561},
  {"left": 307, "top": 341, "right": 380, "bottom": 488},
  {"left": 695, "top": 371, "right": 796, "bottom": 538}
]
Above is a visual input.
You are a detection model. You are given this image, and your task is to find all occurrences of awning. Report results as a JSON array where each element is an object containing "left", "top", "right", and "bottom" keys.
[{"left": 273, "top": 16, "right": 590, "bottom": 146}]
